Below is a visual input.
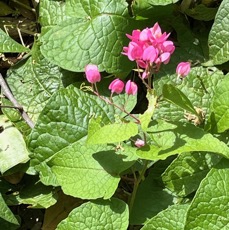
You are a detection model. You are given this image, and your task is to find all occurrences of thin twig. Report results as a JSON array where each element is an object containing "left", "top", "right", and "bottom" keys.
[{"left": 0, "top": 73, "right": 35, "bottom": 128}]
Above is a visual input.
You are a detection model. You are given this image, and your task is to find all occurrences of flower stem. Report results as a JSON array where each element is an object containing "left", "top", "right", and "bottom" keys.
[{"left": 129, "top": 160, "right": 148, "bottom": 214}]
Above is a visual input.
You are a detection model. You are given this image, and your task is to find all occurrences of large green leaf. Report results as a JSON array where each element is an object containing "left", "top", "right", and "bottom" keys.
[
  {"left": 57, "top": 198, "right": 129, "bottom": 230},
  {"left": 207, "top": 76, "right": 229, "bottom": 133},
  {"left": 0, "top": 28, "right": 29, "bottom": 53},
  {"left": 185, "top": 4, "right": 217, "bottom": 21},
  {"left": 48, "top": 142, "right": 137, "bottom": 199},
  {"left": 0, "top": 194, "right": 19, "bottom": 230},
  {"left": 141, "top": 204, "right": 189, "bottom": 230},
  {"left": 184, "top": 159, "right": 229, "bottom": 229},
  {"left": 208, "top": 0, "right": 229, "bottom": 65},
  {"left": 28, "top": 86, "right": 131, "bottom": 185},
  {"left": 137, "top": 120, "right": 229, "bottom": 161},
  {"left": 40, "top": 0, "right": 132, "bottom": 73},
  {"left": 130, "top": 169, "right": 174, "bottom": 224},
  {"left": 0, "top": 115, "right": 29, "bottom": 174},
  {"left": 162, "top": 152, "right": 222, "bottom": 197},
  {"left": 3, "top": 41, "right": 67, "bottom": 129}
]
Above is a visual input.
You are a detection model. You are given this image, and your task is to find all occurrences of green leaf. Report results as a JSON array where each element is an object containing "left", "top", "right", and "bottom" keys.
[
  {"left": 133, "top": 0, "right": 179, "bottom": 7},
  {"left": 162, "top": 152, "right": 222, "bottom": 197},
  {"left": 15, "top": 176, "right": 58, "bottom": 208},
  {"left": 207, "top": 76, "right": 229, "bottom": 133},
  {"left": 208, "top": 0, "right": 229, "bottom": 65},
  {"left": 0, "top": 193, "right": 19, "bottom": 230},
  {"left": 87, "top": 118, "right": 138, "bottom": 145},
  {"left": 2, "top": 41, "right": 68, "bottom": 134},
  {"left": 0, "top": 2, "right": 15, "bottom": 16},
  {"left": 0, "top": 28, "right": 29, "bottom": 53},
  {"left": 141, "top": 204, "right": 189, "bottom": 230},
  {"left": 130, "top": 169, "right": 174, "bottom": 224},
  {"left": 139, "top": 91, "right": 157, "bottom": 131},
  {"left": 162, "top": 84, "right": 198, "bottom": 116},
  {"left": 40, "top": 0, "right": 132, "bottom": 73},
  {"left": 154, "top": 66, "right": 225, "bottom": 123},
  {"left": 57, "top": 198, "right": 129, "bottom": 230},
  {"left": 0, "top": 115, "right": 29, "bottom": 174},
  {"left": 48, "top": 142, "right": 137, "bottom": 199},
  {"left": 39, "top": 0, "right": 71, "bottom": 28},
  {"left": 29, "top": 86, "right": 115, "bottom": 166},
  {"left": 185, "top": 4, "right": 217, "bottom": 21},
  {"left": 137, "top": 120, "right": 229, "bottom": 161},
  {"left": 28, "top": 86, "right": 128, "bottom": 185},
  {"left": 184, "top": 159, "right": 229, "bottom": 229}
]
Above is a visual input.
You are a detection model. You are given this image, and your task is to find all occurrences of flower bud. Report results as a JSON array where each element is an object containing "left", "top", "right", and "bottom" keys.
[
  {"left": 109, "top": 79, "right": 125, "bottom": 94},
  {"left": 125, "top": 80, "right": 138, "bottom": 95},
  {"left": 176, "top": 62, "right": 191, "bottom": 78},
  {"left": 85, "top": 64, "right": 101, "bottom": 83},
  {"left": 135, "top": 139, "right": 145, "bottom": 148}
]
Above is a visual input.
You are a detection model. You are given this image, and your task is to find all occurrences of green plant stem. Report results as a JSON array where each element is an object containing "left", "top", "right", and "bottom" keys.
[{"left": 129, "top": 160, "right": 148, "bottom": 214}]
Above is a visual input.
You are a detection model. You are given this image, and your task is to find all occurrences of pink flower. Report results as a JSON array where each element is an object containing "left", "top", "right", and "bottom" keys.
[
  {"left": 85, "top": 64, "right": 101, "bottom": 83},
  {"left": 176, "top": 62, "right": 191, "bottom": 78},
  {"left": 156, "top": 52, "right": 171, "bottom": 65},
  {"left": 109, "top": 79, "right": 124, "bottom": 94},
  {"left": 135, "top": 139, "right": 145, "bottom": 148},
  {"left": 142, "top": 46, "right": 158, "bottom": 63},
  {"left": 161, "top": 41, "right": 175, "bottom": 54},
  {"left": 126, "top": 30, "right": 141, "bottom": 42},
  {"left": 123, "top": 22, "right": 175, "bottom": 71},
  {"left": 125, "top": 80, "right": 138, "bottom": 95},
  {"left": 123, "top": 42, "right": 143, "bottom": 61}
]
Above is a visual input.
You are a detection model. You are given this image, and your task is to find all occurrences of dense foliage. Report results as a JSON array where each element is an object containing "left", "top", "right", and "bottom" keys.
[{"left": 1, "top": 0, "right": 229, "bottom": 229}]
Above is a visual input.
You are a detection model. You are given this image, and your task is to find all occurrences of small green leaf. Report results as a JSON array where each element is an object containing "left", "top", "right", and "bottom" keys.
[
  {"left": 208, "top": 0, "right": 229, "bottom": 64},
  {"left": 57, "top": 198, "right": 129, "bottom": 230},
  {"left": 0, "top": 193, "right": 19, "bottom": 230},
  {"left": 0, "top": 115, "right": 29, "bottom": 174},
  {"left": 87, "top": 118, "right": 138, "bottom": 144},
  {"left": 162, "top": 84, "right": 198, "bottom": 116},
  {"left": 139, "top": 91, "right": 157, "bottom": 131},
  {"left": 0, "top": 28, "right": 29, "bottom": 53},
  {"left": 207, "top": 76, "right": 229, "bottom": 133},
  {"left": 162, "top": 152, "right": 222, "bottom": 197},
  {"left": 142, "top": 204, "right": 189, "bottom": 230},
  {"left": 48, "top": 142, "right": 137, "bottom": 199},
  {"left": 154, "top": 67, "right": 224, "bottom": 123},
  {"left": 137, "top": 120, "right": 229, "bottom": 161},
  {"left": 40, "top": 0, "right": 132, "bottom": 73},
  {"left": 185, "top": 159, "right": 229, "bottom": 229},
  {"left": 15, "top": 176, "right": 58, "bottom": 208}
]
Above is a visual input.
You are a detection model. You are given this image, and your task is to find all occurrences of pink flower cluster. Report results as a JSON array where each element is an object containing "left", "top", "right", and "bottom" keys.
[
  {"left": 85, "top": 64, "right": 138, "bottom": 95},
  {"left": 122, "top": 22, "right": 175, "bottom": 77}
]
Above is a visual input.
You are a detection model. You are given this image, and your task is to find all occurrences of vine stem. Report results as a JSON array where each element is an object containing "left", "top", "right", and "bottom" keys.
[
  {"left": 0, "top": 73, "right": 35, "bottom": 128},
  {"left": 129, "top": 160, "right": 149, "bottom": 213},
  {"left": 92, "top": 87, "right": 141, "bottom": 124}
]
